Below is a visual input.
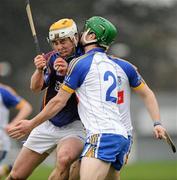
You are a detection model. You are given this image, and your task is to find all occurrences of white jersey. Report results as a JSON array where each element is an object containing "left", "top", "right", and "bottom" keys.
[
  {"left": 0, "top": 87, "right": 22, "bottom": 151},
  {"left": 62, "top": 48, "right": 144, "bottom": 137},
  {"left": 109, "top": 57, "right": 144, "bottom": 136},
  {"left": 0, "top": 93, "right": 9, "bottom": 129}
]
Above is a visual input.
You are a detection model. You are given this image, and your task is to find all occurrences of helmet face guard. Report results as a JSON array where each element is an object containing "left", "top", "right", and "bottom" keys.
[
  {"left": 49, "top": 18, "right": 78, "bottom": 46},
  {"left": 84, "top": 16, "right": 118, "bottom": 49}
]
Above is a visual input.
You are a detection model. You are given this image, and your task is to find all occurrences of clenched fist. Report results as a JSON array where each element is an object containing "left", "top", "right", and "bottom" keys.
[
  {"left": 54, "top": 57, "right": 68, "bottom": 76},
  {"left": 34, "top": 54, "right": 46, "bottom": 71}
]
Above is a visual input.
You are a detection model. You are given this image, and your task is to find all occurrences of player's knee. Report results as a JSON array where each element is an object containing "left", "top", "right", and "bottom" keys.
[
  {"left": 57, "top": 151, "right": 72, "bottom": 169},
  {"left": 69, "top": 161, "right": 80, "bottom": 180}
]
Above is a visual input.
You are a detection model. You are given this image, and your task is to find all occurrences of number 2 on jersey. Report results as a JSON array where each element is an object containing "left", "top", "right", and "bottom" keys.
[{"left": 104, "top": 71, "right": 124, "bottom": 104}]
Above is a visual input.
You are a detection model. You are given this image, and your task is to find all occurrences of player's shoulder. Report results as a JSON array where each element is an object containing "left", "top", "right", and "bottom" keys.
[
  {"left": 108, "top": 55, "right": 138, "bottom": 70},
  {"left": 70, "top": 53, "right": 92, "bottom": 68},
  {"left": 0, "top": 86, "right": 14, "bottom": 100},
  {"left": 67, "top": 53, "right": 93, "bottom": 76},
  {"left": 0, "top": 83, "right": 18, "bottom": 95}
]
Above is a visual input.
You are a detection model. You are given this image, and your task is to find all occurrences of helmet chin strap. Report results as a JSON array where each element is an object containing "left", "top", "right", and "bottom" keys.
[
  {"left": 71, "top": 36, "right": 78, "bottom": 47},
  {"left": 81, "top": 29, "right": 97, "bottom": 46},
  {"left": 83, "top": 42, "right": 98, "bottom": 47}
]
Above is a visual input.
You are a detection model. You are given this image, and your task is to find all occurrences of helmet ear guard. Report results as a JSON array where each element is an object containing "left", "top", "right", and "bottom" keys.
[{"left": 81, "top": 28, "right": 97, "bottom": 46}]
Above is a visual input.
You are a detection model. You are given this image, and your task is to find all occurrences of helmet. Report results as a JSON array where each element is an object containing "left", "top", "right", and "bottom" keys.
[
  {"left": 84, "top": 16, "right": 118, "bottom": 48},
  {"left": 49, "top": 18, "right": 78, "bottom": 46}
]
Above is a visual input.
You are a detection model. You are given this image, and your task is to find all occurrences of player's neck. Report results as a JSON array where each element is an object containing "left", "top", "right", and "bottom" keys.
[{"left": 84, "top": 44, "right": 98, "bottom": 53}]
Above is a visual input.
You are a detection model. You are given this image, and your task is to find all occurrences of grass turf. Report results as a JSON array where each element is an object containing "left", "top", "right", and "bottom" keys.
[
  {"left": 121, "top": 160, "right": 177, "bottom": 180},
  {"left": 26, "top": 160, "right": 177, "bottom": 180}
]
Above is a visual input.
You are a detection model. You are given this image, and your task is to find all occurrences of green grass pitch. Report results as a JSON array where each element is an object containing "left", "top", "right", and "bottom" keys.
[{"left": 26, "top": 160, "right": 177, "bottom": 180}]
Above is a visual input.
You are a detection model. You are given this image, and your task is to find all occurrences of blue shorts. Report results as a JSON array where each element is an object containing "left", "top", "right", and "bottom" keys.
[
  {"left": 81, "top": 133, "right": 131, "bottom": 171},
  {"left": 0, "top": 151, "right": 7, "bottom": 162}
]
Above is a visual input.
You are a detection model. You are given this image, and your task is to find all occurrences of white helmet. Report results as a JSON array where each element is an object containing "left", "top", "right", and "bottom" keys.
[{"left": 49, "top": 18, "right": 78, "bottom": 46}]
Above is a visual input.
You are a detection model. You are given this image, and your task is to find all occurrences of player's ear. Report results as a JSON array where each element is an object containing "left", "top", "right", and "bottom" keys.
[{"left": 88, "top": 32, "right": 96, "bottom": 41}]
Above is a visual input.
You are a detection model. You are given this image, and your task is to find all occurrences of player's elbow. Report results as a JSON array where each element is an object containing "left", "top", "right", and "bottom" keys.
[
  {"left": 30, "top": 86, "right": 41, "bottom": 93},
  {"left": 30, "top": 83, "right": 42, "bottom": 93},
  {"left": 30, "top": 76, "right": 43, "bottom": 93},
  {"left": 24, "top": 101, "right": 33, "bottom": 115}
]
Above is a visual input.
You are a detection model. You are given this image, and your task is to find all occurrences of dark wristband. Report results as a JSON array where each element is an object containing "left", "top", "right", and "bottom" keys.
[{"left": 153, "top": 121, "right": 162, "bottom": 127}]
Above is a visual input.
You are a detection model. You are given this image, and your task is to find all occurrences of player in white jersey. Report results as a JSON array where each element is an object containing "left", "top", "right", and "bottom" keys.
[
  {"left": 7, "top": 16, "right": 167, "bottom": 180},
  {"left": 0, "top": 83, "right": 32, "bottom": 179}
]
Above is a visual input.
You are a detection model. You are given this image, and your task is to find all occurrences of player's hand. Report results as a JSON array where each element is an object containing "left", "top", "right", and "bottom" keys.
[
  {"left": 54, "top": 57, "right": 68, "bottom": 76},
  {"left": 6, "top": 120, "right": 33, "bottom": 140},
  {"left": 34, "top": 54, "right": 46, "bottom": 71},
  {"left": 5, "top": 122, "right": 17, "bottom": 133},
  {"left": 153, "top": 125, "right": 166, "bottom": 139}
]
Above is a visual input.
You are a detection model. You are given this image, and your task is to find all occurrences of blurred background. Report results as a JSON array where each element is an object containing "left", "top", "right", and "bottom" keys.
[{"left": 0, "top": 0, "right": 177, "bottom": 179}]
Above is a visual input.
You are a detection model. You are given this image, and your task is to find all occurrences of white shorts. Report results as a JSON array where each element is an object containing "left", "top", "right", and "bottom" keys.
[
  {"left": 24, "top": 120, "right": 86, "bottom": 154},
  {"left": 0, "top": 129, "right": 11, "bottom": 152}
]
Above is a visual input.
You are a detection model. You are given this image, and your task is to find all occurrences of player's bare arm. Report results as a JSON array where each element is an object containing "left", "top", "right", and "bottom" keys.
[
  {"left": 7, "top": 88, "right": 72, "bottom": 139},
  {"left": 5, "top": 98, "right": 32, "bottom": 133},
  {"left": 30, "top": 54, "right": 46, "bottom": 92},
  {"left": 133, "top": 83, "right": 166, "bottom": 139},
  {"left": 9, "top": 100, "right": 32, "bottom": 123}
]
